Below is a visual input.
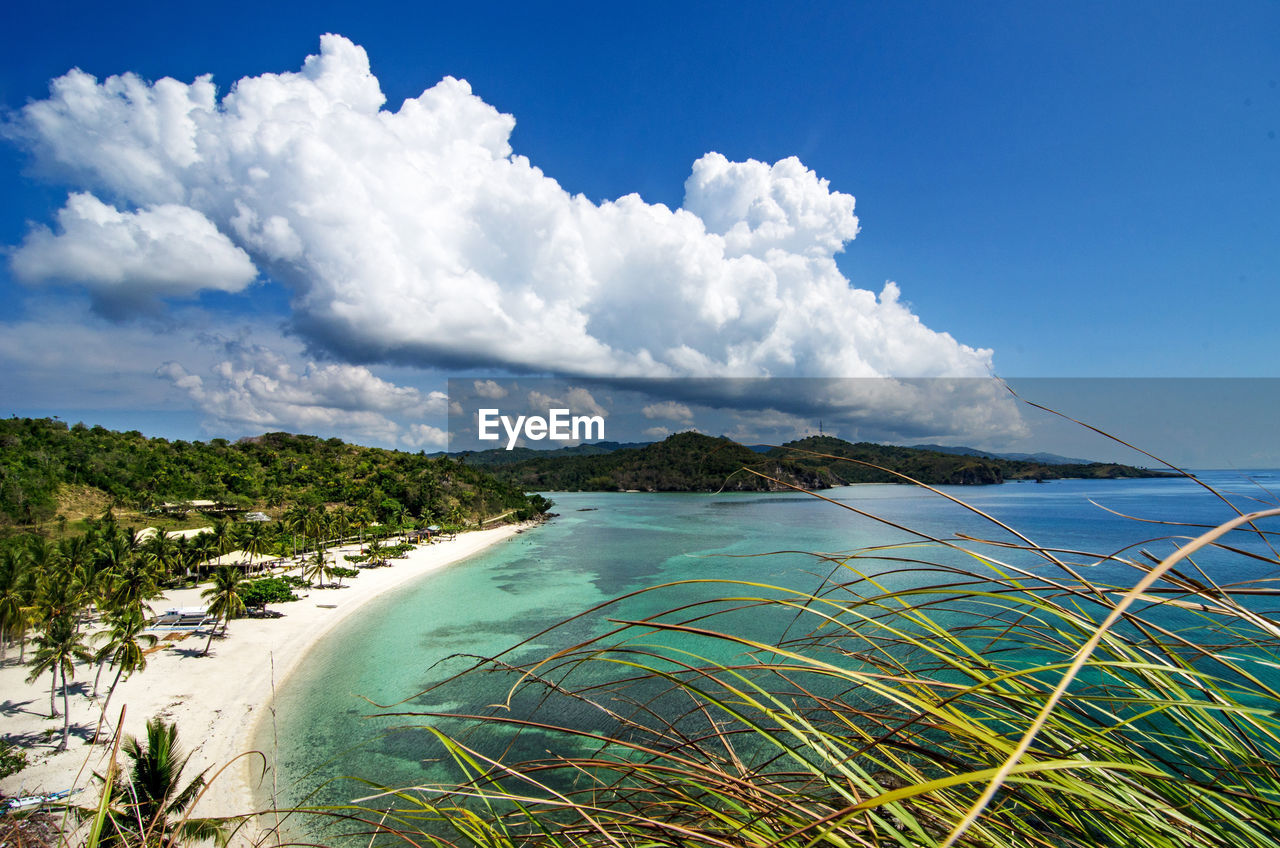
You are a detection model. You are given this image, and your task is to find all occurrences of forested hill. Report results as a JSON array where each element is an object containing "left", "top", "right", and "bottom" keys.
[
  {"left": 484, "top": 432, "right": 829, "bottom": 492},
  {"left": 482, "top": 432, "right": 1172, "bottom": 492},
  {"left": 765, "top": 436, "right": 1173, "bottom": 486},
  {"left": 0, "top": 417, "right": 550, "bottom": 529}
]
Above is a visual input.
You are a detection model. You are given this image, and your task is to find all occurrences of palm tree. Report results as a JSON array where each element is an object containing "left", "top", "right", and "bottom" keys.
[
  {"left": 304, "top": 507, "right": 329, "bottom": 551},
  {"left": 283, "top": 505, "right": 309, "bottom": 557},
  {"left": 240, "top": 520, "right": 271, "bottom": 572},
  {"left": 107, "top": 552, "right": 160, "bottom": 619},
  {"left": 200, "top": 566, "right": 245, "bottom": 656},
  {"left": 208, "top": 519, "right": 234, "bottom": 562},
  {"left": 99, "top": 717, "right": 232, "bottom": 847},
  {"left": 331, "top": 506, "right": 351, "bottom": 547},
  {"left": 141, "top": 530, "right": 178, "bottom": 583},
  {"left": 173, "top": 535, "right": 197, "bottom": 581},
  {"left": 26, "top": 613, "right": 94, "bottom": 749},
  {"left": 93, "top": 607, "right": 157, "bottom": 720},
  {"left": 351, "top": 505, "right": 372, "bottom": 548},
  {"left": 0, "top": 548, "right": 30, "bottom": 661},
  {"left": 190, "top": 532, "right": 218, "bottom": 577},
  {"left": 302, "top": 549, "right": 331, "bottom": 588}
]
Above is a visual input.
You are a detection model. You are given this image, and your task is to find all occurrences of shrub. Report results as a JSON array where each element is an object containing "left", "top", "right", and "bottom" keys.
[{"left": 238, "top": 577, "right": 298, "bottom": 612}]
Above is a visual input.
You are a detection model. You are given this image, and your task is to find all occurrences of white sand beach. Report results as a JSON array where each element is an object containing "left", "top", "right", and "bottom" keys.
[{"left": 0, "top": 524, "right": 526, "bottom": 836}]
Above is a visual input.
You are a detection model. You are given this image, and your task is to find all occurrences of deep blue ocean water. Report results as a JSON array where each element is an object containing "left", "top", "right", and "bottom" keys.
[{"left": 260, "top": 471, "right": 1280, "bottom": 820}]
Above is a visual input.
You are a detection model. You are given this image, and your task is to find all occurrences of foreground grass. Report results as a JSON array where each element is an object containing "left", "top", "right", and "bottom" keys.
[{"left": 284, "top": 462, "right": 1280, "bottom": 848}]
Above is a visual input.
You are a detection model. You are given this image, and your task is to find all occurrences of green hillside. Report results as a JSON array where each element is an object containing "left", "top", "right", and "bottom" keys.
[
  {"left": 0, "top": 417, "right": 550, "bottom": 531},
  {"left": 484, "top": 431, "right": 830, "bottom": 492}
]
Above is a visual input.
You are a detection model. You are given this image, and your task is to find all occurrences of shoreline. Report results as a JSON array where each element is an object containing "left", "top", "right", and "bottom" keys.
[{"left": 0, "top": 523, "right": 527, "bottom": 835}]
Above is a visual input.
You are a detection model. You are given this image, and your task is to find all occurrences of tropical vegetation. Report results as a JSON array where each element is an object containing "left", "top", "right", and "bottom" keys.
[
  {"left": 0, "top": 416, "right": 551, "bottom": 531},
  {"left": 92, "top": 717, "right": 235, "bottom": 847},
  {"left": 200, "top": 566, "right": 246, "bottom": 656}
]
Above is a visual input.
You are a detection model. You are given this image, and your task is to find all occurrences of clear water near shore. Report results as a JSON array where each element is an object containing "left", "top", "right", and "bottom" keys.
[{"left": 260, "top": 471, "right": 1280, "bottom": 824}]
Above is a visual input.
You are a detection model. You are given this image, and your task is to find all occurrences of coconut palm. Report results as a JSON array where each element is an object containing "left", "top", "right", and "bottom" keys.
[
  {"left": 26, "top": 613, "right": 94, "bottom": 749},
  {"left": 207, "top": 519, "right": 234, "bottom": 561},
  {"left": 283, "top": 504, "right": 309, "bottom": 557},
  {"left": 0, "top": 547, "right": 30, "bottom": 661},
  {"left": 302, "top": 549, "right": 332, "bottom": 588},
  {"left": 107, "top": 552, "right": 160, "bottom": 619},
  {"left": 239, "top": 520, "right": 271, "bottom": 572},
  {"left": 331, "top": 506, "right": 351, "bottom": 547},
  {"left": 98, "top": 717, "right": 232, "bottom": 847},
  {"left": 351, "top": 505, "right": 373, "bottom": 547},
  {"left": 96, "top": 533, "right": 134, "bottom": 582},
  {"left": 140, "top": 530, "right": 179, "bottom": 584},
  {"left": 200, "top": 566, "right": 245, "bottom": 656},
  {"left": 304, "top": 507, "right": 329, "bottom": 551},
  {"left": 93, "top": 607, "right": 157, "bottom": 718},
  {"left": 190, "top": 532, "right": 218, "bottom": 577},
  {"left": 172, "top": 535, "right": 198, "bottom": 580}
]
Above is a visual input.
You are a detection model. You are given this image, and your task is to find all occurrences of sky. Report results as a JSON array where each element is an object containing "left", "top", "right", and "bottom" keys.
[{"left": 0, "top": 1, "right": 1277, "bottom": 465}]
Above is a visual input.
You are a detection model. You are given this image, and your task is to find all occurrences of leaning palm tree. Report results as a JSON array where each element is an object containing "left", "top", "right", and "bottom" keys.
[
  {"left": 98, "top": 717, "right": 232, "bottom": 847},
  {"left": 26, "top": 613, "right": 94, "bottom": 750},
  {"left": 93, "top": 607, "right": 157, "bottom": 724},
  {"left": 199, "top": 567, "right": 245, "bottom": 657}
]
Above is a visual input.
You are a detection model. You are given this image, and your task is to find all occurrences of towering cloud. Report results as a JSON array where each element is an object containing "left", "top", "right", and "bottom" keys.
[{"left": 8, "top": 35, "right": 993, "bottom": 385}]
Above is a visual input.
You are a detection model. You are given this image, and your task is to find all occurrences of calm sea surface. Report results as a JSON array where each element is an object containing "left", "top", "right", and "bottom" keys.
[{"left": 261, "top": 471, "right": 1280, "bottom": 818}]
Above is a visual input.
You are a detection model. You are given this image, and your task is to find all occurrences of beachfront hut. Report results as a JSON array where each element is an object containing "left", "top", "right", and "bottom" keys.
[{"left": 200, "top": 549, "right": 282, "bottom": 574}]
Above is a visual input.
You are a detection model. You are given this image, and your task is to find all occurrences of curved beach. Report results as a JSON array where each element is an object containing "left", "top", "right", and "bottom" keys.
[{"left": 0, "top": 524, "right": 526, "bottom": 830}]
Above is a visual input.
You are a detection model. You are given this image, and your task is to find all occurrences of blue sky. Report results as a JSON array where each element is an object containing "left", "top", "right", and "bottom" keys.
[{"left": 1, "top": 1, "right": 1277, "bottom": 462}]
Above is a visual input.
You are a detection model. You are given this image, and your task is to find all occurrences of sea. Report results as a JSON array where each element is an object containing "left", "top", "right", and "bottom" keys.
[{"left": 259, "top": 470, "right": 1280, "bottom": 827}]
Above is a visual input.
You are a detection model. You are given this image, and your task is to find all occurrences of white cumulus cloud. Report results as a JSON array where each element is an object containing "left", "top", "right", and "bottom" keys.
[
  {"left": 8, "top": 34, "right": 994, "bottom": 390},
  {"left": 642, "top": 401, "right": 695, "bottom": 422},
  {"left": 473, "top": 379, "right": 508, "bottom": 399},
  {"left": 10, "top": 192, "right": 257, "bottom": 312}
]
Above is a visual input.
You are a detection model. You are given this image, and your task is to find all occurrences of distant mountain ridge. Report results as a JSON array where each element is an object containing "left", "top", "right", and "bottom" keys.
[
  {"left": 449, "top": 441, "right": 652, "bottom": 467},
  {"left": 909, "top": 444, "right": 1097, "bottom": 465}
]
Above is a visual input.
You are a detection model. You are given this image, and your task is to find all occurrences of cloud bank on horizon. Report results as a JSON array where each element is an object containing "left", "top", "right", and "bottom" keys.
[{"left": 5, "top": 34, "right": 1015, "bottom": 447}]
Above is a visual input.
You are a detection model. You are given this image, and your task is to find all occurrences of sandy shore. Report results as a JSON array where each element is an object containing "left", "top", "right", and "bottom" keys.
[{"left": 0, "top": 524, "right": 526, "bottom": 835}]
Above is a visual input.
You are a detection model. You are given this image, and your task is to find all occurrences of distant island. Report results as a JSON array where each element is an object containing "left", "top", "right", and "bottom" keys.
[{"left": 463, "top": 431, "right": 1174, "bottom": 492}]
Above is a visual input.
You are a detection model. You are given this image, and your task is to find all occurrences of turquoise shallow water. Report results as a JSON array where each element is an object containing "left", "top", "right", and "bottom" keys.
[{"left": 260, "top": 471, "right": 1280, "bottom": 821}]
